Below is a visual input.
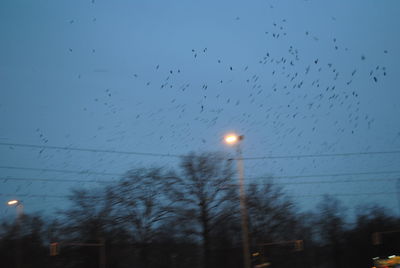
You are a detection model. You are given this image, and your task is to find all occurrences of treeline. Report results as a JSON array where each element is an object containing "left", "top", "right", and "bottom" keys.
[{"left": 1, "top": 152, "right": 399, "bottom": 268}]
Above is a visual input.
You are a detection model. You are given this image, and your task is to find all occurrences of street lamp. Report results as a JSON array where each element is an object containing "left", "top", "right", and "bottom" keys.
[
  {"left": 8, "top": 200, "right": 19, "bottom": 205},
  {"left": 225, "top": 134, "right": 242, "bottom": 144},
  {"left": 7, "top": 199, "right": 23, "bottom": 219},
  {"left": 7, "top": 199, "right": 23, "bottom": 268},
  {"left": 224, "top": 133, "right": 251, "bottom": 268}
]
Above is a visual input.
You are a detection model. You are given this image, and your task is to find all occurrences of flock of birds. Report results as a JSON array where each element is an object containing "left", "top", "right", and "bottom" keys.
[
  {"left": 59, "top": 5, "right": 392, "bottom": 157},
  {"left": 2, "top": 1, "right": 396, "bottom": 211}
]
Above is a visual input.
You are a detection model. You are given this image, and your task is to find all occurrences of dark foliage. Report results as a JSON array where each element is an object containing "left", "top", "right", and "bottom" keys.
[{"left": 1, "top": 153, "right": 400, "bottom": 268}]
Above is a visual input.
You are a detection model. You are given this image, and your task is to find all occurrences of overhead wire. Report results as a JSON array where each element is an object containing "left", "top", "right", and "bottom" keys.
[
  {"left": 0, "top": 177, "right": 114, "bottom": 184},
  {"left": 1, "top": 143, "right": 399, "bottom": 203},
  {"left": 1, "top": 191, "right": 399, "bottom": 199},
  {"left": 1, "top": 165, "right": 400, "bottom": 182},
  {"left": 0, "top": 142, "right": 182, "bottom": 158},
  {"left": 241, "top": 150, "right": 400, "bottom": 160},
  {"left": 1, "top": 175, "right": 400, "bottom": 186},
  {"left": 249, "top": 177, "right": 400, "bottom": 185},
  {"left": 246, "top": 170, "right": 400, "bottom": 180},
  {"left": 0, "top": 165, "right": 122, "bottom": 177},
  {"left": 1, "top": 142, "right": 400, "bottom": 160}
]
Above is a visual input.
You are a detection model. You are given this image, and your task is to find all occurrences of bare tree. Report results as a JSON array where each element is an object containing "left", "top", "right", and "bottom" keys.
[
  {"left": 165, "top": 152, "right": 236, "bottom": 268},
  {"left": 246, "top": 181, "right": 298, "bottom": 243},
  {"left": 245, "top": 181, "right": 300, "bottom": 267},
  {"left": 59, "top": 187, "right": 129, "bottom": 268},
  {"left": 111, "top": 167, "right": 175, "bottom": 268},
  {"left": 314, "top": 195, "right": 347, "bottom": 268},
  {"left": 62, "top": 187, "right": 116, "bottom": 240}
]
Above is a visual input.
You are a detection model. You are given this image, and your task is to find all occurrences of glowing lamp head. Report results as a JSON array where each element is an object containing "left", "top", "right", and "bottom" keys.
[
  {"left": 7, "top": 200, "right": 19, "bottom": 206},
  {"left": 224, "top": 133, "right": 243, "bottom": 145},
  {"left": 225, "top": 135, "right": 238, "bottom": 144}
]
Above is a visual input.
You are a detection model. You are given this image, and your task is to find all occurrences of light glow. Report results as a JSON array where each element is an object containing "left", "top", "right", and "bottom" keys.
[
  {"left": 7, "top": 200, "right": 19, "bottom": 206},
  {"left": 224, "top": 134, "right": 239, "bottom": 144}
]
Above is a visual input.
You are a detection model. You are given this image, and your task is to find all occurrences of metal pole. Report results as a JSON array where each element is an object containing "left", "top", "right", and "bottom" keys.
[
  {"left": 99, "top": 238, "right": 106, "bottom": 268},
  {"left": 16, "top": 203, "right": 23, "bottom": 268},
  {"left": 236, "top": 140, "right": 251, "bottom": 268},
  {"left": 16, "top": 203, "right": 24, "bottom": 218},
  {"left": 397, "top": 178, "right": 400, "bottom": 218}
]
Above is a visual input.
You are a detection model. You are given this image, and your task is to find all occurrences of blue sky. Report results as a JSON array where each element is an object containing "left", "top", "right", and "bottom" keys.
[{"left": 1, "top": 0, "right": 400, "bottom": 219}]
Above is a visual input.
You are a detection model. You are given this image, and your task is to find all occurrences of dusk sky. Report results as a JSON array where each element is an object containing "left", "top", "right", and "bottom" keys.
[{"left": 1, "top": 0, "right": 400, "bottom": 220}]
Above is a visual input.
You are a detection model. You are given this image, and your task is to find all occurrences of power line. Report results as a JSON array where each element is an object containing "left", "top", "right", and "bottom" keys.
[
  {"left": 0, "top": 166, "right": 122, "bottom": 177},
  {"left": 247, "top": 170, "right": 400, "bottom": 180},
  {"left": 0, "top": 142, "right": 182, "bottom": 158},
  {"left": 1, "top": 165, "right": 400, "bottom": 181},
  {"left": 250, "top": 177, "right": 400, "bottom": 186},
  {"left": 1, "top": 142, "right": 400, "bottom": 160},
  {"left": 0, "top": 177, "right": 114, "bottom": 184},
  {"left": 293, "top": 191, "right": 400, "bottom": 198},
  {"left": 241, "top": 150, "right": 400, "bottom": 160},
  {"left": 1, "top": 175, "right": 400, "bottom": 186},
  {"left": 225, "top": 177, "right": 400, "bottom": 187},
  {"left": 0, "top": 193, "right": 68, "bottom": 199},
  {"left": 1, "top": 191, "right": 398, "bottom": 199}
]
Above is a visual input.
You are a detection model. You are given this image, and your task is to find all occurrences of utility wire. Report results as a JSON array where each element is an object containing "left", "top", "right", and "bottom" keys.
[
  {"left": 277, "top": 177, "right": 400, "bottom": 185},
  {"left": 0, "top": 177, "right": 113, "bottom": 184},
  {"left": 1, "top": 176, "right": 400, "bottom": 186},
  {"left": 1, "top": 142, "right": 400, "bottom": 160},
  {"left": 1, "top": 165, "right": 400, "bottom": 181},
  {"left": 0, "top": 165, "right": 122, "bottom": 177},
  {"left": 0, "top": 193, "right": 68, "bottom": 199},
  {"left": 245, "top": 177, "right": 400, "bottom": 185},
  {"left": 1, "top": 191, "right": 399, "bottom": 199},
  {"left": 293, "top": 191, "right": 400, "bottom": 198},
  {"left": 241, "top": 150, "right": 400, "bottom": 160},
  {"left": 247, "top": 170, "right": 400, "bottom": 180},
  {"left": 0, "top": 142, "right": 182, "bottom": 158}
]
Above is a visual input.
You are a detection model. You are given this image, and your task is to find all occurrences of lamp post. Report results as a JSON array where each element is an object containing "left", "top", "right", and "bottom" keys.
[
  {"left": 224, "top": 133, "right": 251, "bottom": 268},
  {"left": 7, "top": 199, "right": 23, "bottom": 268},
  {"left": 7, "top": 199, "right": 23, "bottom": 219}
]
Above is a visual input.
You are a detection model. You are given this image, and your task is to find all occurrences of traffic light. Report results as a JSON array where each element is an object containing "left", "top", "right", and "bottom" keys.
[
  {"left": 294, "top": 240, "right": 303, "bottom": 251},
  {"left": 50, "top": 242, "right": 59, "bottom": 256}
]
